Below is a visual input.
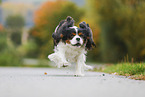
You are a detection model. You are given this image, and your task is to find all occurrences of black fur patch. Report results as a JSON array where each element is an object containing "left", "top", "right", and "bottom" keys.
[
  {"left": 52, "top": 16, "right": 75, "bottom": 46},
  {"left": 79, "top": 22, "right": 96, "bottom": 50}
]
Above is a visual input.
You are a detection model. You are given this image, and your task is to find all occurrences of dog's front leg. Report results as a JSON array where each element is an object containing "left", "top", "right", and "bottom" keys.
[
  {"left": 59, "top": 50, "right": 70, "bottom": 67},
  {"left": 74, "top": 55, "right": 85, "bottom": 77},
  {"left": 48, "top": 50, "right": 69, "bottom": 68},
  {"left": 74, "top": 61, "right": 84, "bottom": 77}
]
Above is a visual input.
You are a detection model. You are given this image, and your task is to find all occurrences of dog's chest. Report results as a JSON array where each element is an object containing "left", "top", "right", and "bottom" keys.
[
  {"left": 65, "top": 45, "right": 83, "bottom": 62},
  {"left": 56, "top": 42, "right": 85, "bottom": 62}
]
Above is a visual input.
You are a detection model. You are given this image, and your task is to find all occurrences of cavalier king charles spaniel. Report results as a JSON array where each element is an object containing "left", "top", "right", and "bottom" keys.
[{"left": 48, "top": 16, "right": 96, "bottom": 76}]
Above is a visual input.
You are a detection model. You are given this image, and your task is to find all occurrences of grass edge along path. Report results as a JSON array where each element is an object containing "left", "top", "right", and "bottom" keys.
[{"left": 93, "top": 63, "right": 145, "bottom": 80}]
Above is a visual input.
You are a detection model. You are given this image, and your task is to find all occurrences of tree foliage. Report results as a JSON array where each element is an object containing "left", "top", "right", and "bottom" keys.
[
  {"left": 31, "top": 1, "right": 84, "bottom": 58},
  {"left": 83, "top": 0, "right": 101, "bottom": 62},
  {"left": 88, "top": 0, "right": 145, "bottom": 62},
  {"left": 5, "top": 15, "right": 25, "bottom": 46},
  {"left": 5, "top": 15, "right": 25, "bottom": 31},
  {"left": 0, "top": 30, "right": 22, "bottom": 66}
]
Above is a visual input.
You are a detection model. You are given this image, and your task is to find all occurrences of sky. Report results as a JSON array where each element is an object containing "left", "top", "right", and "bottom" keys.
[
  {"left": 2, "top": 0, "right": 48, "bottom": 3},
  {"left": 2, "top": 0, "right": 85, "bottom": 6}
]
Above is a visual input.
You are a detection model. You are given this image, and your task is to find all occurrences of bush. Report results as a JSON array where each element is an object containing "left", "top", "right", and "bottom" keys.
[
  {"left": 17, "top": 40, "right": 38, "bottom": 58},
  {"left": 0, "top": 31, "right": 22, "bottom": 66},
  {"left": 11, "top": 32, "right": 21, "bottom": 46},
  {"left": 0, "top": 48, "right": 22, "bottom": 66},
  {"left": 0, "top": 32, "right": 7, "bottom": 51}
]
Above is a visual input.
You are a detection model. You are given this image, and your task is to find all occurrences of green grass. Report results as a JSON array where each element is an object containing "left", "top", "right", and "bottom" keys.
[{"left": 94, "top": 63, "right": 145, "bottom": 80}]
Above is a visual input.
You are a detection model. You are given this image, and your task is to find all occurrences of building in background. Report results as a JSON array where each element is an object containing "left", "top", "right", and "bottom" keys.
[
  {"left": 0, "top": 0, "right": 49, "bottom": 28},
  {"left": 0, "top": 6, "right": 3, "bottom": 24},
  {"left": 0, "top": 0, "right": 85, "bottom": 28}
]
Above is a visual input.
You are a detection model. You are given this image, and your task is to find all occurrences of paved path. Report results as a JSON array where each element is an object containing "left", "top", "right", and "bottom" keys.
[{"left": 0, "top": 67, "right": 145, "bottom": 97}]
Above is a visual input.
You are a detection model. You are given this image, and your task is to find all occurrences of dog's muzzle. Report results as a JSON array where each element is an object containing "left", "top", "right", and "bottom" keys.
[{"left": 72, "top": 43, "right": 81, "bottom": 47}]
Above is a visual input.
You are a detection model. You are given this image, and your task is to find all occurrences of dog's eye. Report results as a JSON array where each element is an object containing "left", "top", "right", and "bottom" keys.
[
  {"left": 70, "top": 33, "right": 75, "bottom": 38},
  {"left": 78, "top": 33, "right": 83, "bottom": 37},
  {"left": 72, "top": 33, "right": 76, "bottom": 36},
  {"left": 70, "top": 33, "right": 76, "bottom": 37}
]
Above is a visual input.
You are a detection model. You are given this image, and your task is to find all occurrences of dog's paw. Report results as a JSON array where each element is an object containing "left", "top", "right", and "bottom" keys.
[
  {"left": 57, "top": 62, "right": 70, "bottom": 68},
  {"left": 62, "top": 63, "right": 69, "bottom": 67},
  {"left": 48, "top": 54, "right": 53, "bottom": 60},
  {"left": 74, "top": 73, "right": 85, "bottom": 77},
  {"left": 56, "top": 64, "right": 61, "bottom": 68},
  {"left": 62, "top": 62, "right": 70, "bottom": 67},
  {"left": 84, "top": 65, "right": 94, "bottom": 70}
]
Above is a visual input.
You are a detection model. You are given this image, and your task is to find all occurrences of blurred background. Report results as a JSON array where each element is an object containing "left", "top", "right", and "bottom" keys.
[{"left": 0, "top": 0, "right": 145, "bottom": 67}]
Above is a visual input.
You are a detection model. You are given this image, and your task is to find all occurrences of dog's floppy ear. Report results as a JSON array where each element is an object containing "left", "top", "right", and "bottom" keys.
[
  {"left": 66, "top": 16, "right": 74, "bottom": 27},
  {"left": 61, "top": 16, "right": 74, "bottom": 38},
  {"left": 79, "top": 22, "right": 96, "bottom": 50},
  {"left": 52, "top": 16, "right": 75, "bottom": 46},
  {"left": 62, "top": 16, "right": 74, "bottom": 29},
  {"left": 79, "top": 21, "right": 87, "bottom": 29}
]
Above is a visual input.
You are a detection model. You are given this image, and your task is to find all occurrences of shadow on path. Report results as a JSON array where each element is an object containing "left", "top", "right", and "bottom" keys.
[{"left": 44, "top": 74, "right": 100, "bottom": 77}]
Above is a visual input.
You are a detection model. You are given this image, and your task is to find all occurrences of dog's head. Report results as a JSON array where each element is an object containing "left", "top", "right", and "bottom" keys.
[
  {"left": 62, "top": 24, "right": 96, "bottom": 50},
  {"left": 53, "top": 16, "right": 96, "bottom": 49},
  {"left": 54, "top": 16, "right": 84, "bottom": 47},
  {"left": 64, "top": 26, "right": 84, "bottom": 47}
]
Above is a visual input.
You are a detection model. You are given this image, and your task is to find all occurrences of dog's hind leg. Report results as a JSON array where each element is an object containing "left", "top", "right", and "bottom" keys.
[{"left": 83, "top": 64, "right": 94, "bottom": 70}]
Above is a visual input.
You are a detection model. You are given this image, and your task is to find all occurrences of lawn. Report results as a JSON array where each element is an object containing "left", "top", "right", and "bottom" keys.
[{"left": 94, "top": 63, "right": 145, "bottom": 80}]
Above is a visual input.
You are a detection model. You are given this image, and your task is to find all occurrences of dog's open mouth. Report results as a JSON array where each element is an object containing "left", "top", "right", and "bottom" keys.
[{"left": 72, "top": 43, "right": 81, "bottom": 47}]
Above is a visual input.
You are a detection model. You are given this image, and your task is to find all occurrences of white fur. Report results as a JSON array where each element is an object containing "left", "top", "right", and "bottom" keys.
[
  {"left": 69, "top": 26, "right": 83, "bottom": 46},
  {"left": 48, "top": 41, "right": 93, "bottom": 76},
  {"left": 69, "top": 26, "right": 78, "bottom": 32},
  {"left": 70, "top": 35, "right": 83, "bottom": 46}
]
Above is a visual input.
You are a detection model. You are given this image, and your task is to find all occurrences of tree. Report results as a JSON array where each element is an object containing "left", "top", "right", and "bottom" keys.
[
  {"left": 6, "top": 15, "right": 25, "bottom": 31},
  {"left": 83, "top": 0, "right": 101, "bottom": 62},
  {"left": 88, "top": 0, "right": 145, "bottom": 62},
  {"left": 31, "top": 0, "right": 84, "bottom": 58},
  {"left": 0, "top": 23, "right": 22, "bottom": 67},
  {"left": 5, "top": 15, "right": 25, "bottom": 46}
]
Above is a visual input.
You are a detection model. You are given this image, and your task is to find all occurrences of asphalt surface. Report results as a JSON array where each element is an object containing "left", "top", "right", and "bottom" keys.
[{"left": 0, "top": 67, "right": 145, "bottom": 97}]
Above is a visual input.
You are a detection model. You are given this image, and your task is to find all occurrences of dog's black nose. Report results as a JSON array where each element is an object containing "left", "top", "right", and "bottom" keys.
[{"left": 76, "top": 38, "right": 80, "bottom": 41}]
